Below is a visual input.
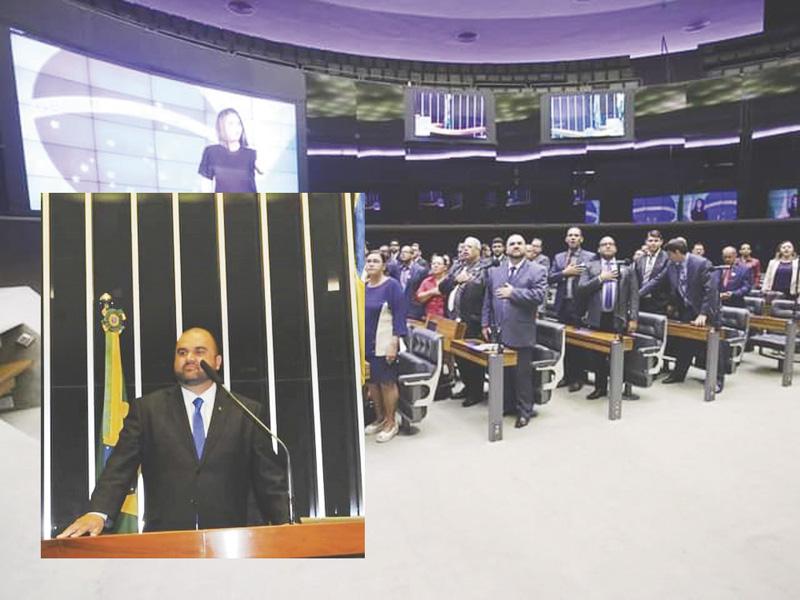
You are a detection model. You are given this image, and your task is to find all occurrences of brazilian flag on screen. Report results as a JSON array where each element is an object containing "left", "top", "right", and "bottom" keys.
[{"left": 97, "top": 300, "right": 139, "bottom": 534}]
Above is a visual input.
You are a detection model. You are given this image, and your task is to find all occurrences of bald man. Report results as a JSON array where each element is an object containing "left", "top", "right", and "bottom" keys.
[
  {"left": 58, "top": 328, "right": 289, "bottom": 538},
  {"left": 718, "top": 246, "right": 753, "bottom": 308}
]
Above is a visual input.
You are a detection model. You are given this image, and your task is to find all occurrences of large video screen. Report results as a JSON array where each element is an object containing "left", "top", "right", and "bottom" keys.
[
  {"left": 405, "top": 88, "right": 496, "bottom": 144},
  {"left": 545, "top": 91, "right": 630, "bottom": 141},
  {"left": 768, "top": 188, "right": 799, "bottom": 219},
  {"left": 631, "top": 195, "right": 679, "bottom": 223},
  {"left": 11, "top": 33, "right": 299, "bottom": 210},
  {"left": 681, "top": 191, "right": 738, "bottom": 221}
]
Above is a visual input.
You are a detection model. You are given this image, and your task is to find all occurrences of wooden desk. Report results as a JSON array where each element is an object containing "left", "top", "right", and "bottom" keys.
[
  {"left": 41, "top": 518, "right": 365, "bottom": 558},
  {"left": 750, "top": 314, "right": 797, "bottom": 387},
  {"left": 565, "top": 327, "right": 633, "bottom": 421},
  {"left": 667, "top": 320, "right": 723, "bottom": 402},
  {"left": 409, "top": 316, "right": 466, "bottom": 353},
  {"left": 450, "top": 339, "right": 516, "bottom": 442}
]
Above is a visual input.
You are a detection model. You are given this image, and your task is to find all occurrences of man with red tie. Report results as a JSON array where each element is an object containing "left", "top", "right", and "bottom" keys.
[{"left": 718, "top": 246, "right": 753, "bottom": 308}]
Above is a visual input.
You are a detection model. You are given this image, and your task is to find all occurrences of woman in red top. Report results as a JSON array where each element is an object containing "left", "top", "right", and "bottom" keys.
[{"left": 416, "top": 254, "right": 448, "bottom": 318}]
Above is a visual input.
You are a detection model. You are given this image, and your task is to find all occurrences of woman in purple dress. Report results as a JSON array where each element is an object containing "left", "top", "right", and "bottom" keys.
[
  {"left": 364, "top": 250, "right": 408, "bottom": 443},
  {"left": 763, "top": 241, "right": 799, "bottom": 299}
]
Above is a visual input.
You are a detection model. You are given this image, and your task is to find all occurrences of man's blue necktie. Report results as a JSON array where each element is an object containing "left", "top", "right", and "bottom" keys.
[{"left": 192, "top": 398, "right": 205, "bottom": 459}]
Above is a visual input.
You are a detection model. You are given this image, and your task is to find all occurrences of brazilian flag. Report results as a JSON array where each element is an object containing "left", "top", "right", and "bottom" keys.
[{"left": 97, "top": 299, "right": 139, "bottom": 534}]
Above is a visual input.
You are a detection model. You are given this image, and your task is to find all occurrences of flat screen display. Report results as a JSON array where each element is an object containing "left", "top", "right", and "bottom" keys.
[
  {"left": 767, "top": 188, "right": 799, "bottom": 219},
  {"left": 681, "top": 191, "right": 737, "bottom": 221},
  {"left": 584, "top": 200, "right": 600, "bottom": 224},
  {"left": 548, "top": 91, "right": 627, "bottom": 140},
  {"left": 631, "top": 195, "right": 680, "bottom": 223},
  {"left": 10, "top": 33, "right": 299, "bottom": 210},
  {"left": 405, "top": 88, "right": 496, "bottom": 144}
]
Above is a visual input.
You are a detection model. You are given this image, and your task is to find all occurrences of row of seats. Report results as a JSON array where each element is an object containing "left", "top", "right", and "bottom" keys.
[{"left": 392, "top": 301, "right": 797, "bottom": 434}]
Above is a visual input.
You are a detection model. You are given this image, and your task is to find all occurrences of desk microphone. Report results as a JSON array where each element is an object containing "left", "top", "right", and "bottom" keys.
[{"left": 199, "top": 360, "right": 299, "bottom": 525}]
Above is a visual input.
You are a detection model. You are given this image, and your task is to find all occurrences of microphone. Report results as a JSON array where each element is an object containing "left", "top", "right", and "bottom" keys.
[{"left": 199, "top": 360, "right": 299, "bottom": 525}]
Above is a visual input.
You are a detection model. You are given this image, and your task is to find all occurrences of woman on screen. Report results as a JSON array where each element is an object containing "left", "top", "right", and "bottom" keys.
[
  {"left": 690, "top": 198, "right": 707, "bottom": 221},
  {"left": 198, "top": 108, "right": 262, "bottom": 192}
]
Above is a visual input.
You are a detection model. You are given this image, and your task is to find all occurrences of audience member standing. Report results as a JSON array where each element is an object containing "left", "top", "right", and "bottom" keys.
[
  {"left": 364, "top": 251, "right": 408, "bottom": 443},
  {"left": 443, "top": 237, "right": 489, "bottom": 408},
  {"left": 577, "top": 237, "right": 639, "bottom": 399},
  {"left": 736, "top": 243, "right": 762, "bottom": 288},
  {"left": 635, "top": 229, "right": 670, "bottom": 314},
  {"left": 549, "top": 227, "right": 596, "bottom": 392},
  {"left": 717, "top": 246, "right": 753, "bottom": 308},
  {"left": 416, "top": 255, "right": 448, "bottom": 319},
  {"left": 762, "top": 241, "right": 800, "bottom": 299},
  {"left": 640, "top": 238, "right": 724, "bottom": 393},
  {"left": 481, "top": 235, "right": 548, "bottom": 428}
]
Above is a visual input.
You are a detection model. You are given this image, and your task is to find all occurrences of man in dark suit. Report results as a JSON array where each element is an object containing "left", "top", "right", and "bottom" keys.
[
  {"left": 577, "top": 237, "right": 639, "bottom": 399},
  {"left": 640, "top": 238, "right": 724, "bottom": 392},
  {"left": 635, "top": 229, "right": 670, "bottom": 314},
  {"left": 442, "top": 236, "right": 489, "bottom": 408},
  {"left": 388, "top": 245, "right": 427, "bottom": 319},
  {"left": 482, "top": 234, "right": 548, "bottom": 428},
  {"left": 549, "top": 227, "right": 596, "bottom": 392},
  {"left": 58, "top": 328, "right": 289, "bottom": 537},
  {"left": 718, "top": 246, "right": 753, "bottom": 308}
]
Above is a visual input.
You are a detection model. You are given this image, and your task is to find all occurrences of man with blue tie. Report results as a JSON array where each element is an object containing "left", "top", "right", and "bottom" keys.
[
  {"left": 640, "top": 238, "right": 724, "bottom": 393},
  {"left": 577, "top": 237, "right": 639, "bottom": 399},
  {"left": 482, "top": 234, "right": 549, "bottom": 428},
  {"left": 718, "top": 246, "right": 753, "bottom": 308},
  {"left": 58, "top": 328, "right": 289, "bottom": 537}
]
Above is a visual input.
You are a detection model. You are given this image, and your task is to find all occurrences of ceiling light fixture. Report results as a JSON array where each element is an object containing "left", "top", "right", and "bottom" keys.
[{"left": 227, "top": 1, "right": 255, "bottom": 16}]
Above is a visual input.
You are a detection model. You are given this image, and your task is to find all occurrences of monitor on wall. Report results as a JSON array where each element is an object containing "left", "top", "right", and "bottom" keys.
[
  {"left": 541, "top": 91, "right": 634, "bottom": 144},
  {"left": 405, "top": 88, "right": 496, "bottom": 144},
  {"left": 680, "top": 191, "right": 738, "bottom": 222},
  {"left": 9, "top": 31, "right": 301, "bottom": 211},
  {"left": 631, "top": 195, "right": 679, "bottom": 223},
  {"left": 767, "top": 188, "right": 799, "bottom": 219}
]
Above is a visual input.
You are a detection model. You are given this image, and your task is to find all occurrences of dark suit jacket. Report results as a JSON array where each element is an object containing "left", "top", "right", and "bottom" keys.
[
  {"left": 716, "top": 263, "right": 753, "bottom": 307},
  {"left": 640, "top": 253, "right": 720, "bottom": 325},
  {"left": 635, "top": 250, "right": 670, "bottom": 312},
  {"left": 482, "top": 259, "right": 548, "bottom": 348},
  {"left": 577, "top": 259, "right": 640, "bottom": 333},
  {"left": 548, "top": 248, "right": 597, "bottom": 315},
  {"left": 441, "top": 259, "right": 488, "bottom": 325},
  {"left": 388, "top": 261, "right": 428, "bottom": 319},
  {"left": 89, "top": 385, "right": 289, "bottom": 532}
]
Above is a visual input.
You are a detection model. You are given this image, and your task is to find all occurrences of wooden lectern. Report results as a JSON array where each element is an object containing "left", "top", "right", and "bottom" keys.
[{"left": 41, "top": 518, "right": 364, "bottom": 558}]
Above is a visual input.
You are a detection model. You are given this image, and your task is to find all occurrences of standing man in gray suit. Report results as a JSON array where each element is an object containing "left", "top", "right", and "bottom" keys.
[
  {"left": 482, "top": 234, "right": 549, "bottom": 428},
  {"left": 577, "top": 237, "right": 640, "bottom": 400}
]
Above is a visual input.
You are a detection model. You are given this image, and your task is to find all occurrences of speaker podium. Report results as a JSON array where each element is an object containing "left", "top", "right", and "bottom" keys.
[{"left": 41, "top": 518, "right": 364, "bottom": 558}]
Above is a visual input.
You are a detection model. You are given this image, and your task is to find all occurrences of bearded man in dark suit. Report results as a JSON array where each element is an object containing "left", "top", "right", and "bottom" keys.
[{"left": 58, "top": 328, "right": 289, "bottom": 537}]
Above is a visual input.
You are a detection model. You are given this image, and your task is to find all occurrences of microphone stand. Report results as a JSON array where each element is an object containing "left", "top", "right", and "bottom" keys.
[{"left": 200, "top": 361, "right": 299, "bottom": 525}]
